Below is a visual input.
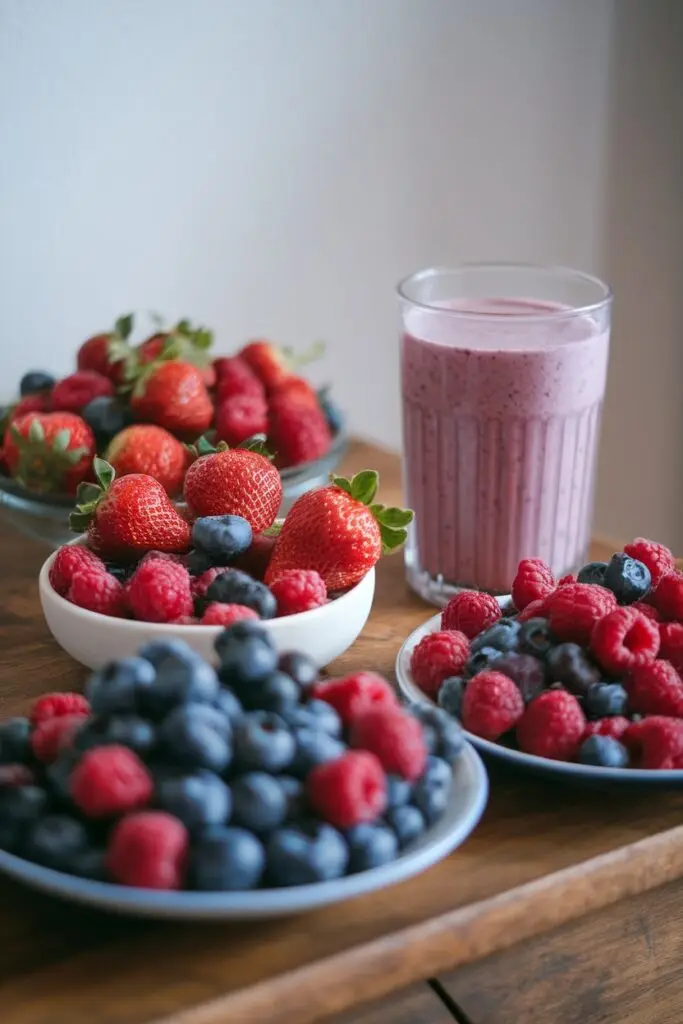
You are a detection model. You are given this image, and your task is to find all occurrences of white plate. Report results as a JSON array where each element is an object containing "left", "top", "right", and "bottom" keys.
[
  {"left": 0, "top": 745, "right": 487, "bottom": 920},
  {"left": 396, "top": 613, "right": 683, "bottom": 788}
]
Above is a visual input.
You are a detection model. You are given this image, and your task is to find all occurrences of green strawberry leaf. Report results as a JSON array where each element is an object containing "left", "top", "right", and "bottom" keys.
[
  {"left": 238, "top": 434, "right": 273, "bottom": 459},
  {"left": 350, "top": 470, "right": 379, "bottom": 505},
  {"left": 75, "top": 482, "right": 102, "bottom": 505},
  {"left": 192, "top": 327, "right": 213, "bottom": 351},
  {"left": 114, "top": 313, "right": 134, "bottom": 340},
  {"left": 28, "top": 418, "right": 45, "bottom": 444},
  {"left": 330, "top": 475, "right": 353, "bottom": 495},
  {"left": 51, "top": 429, "right": 71, "bottom": 454},
  {"left": 160, "top": 336, "right": 182, "bottom": 361},
  {"left": 289, "top": 339, "right": 325, "bottom": 369},
  {"left": 263, "top": 518, "right": 284, "bottom": 538},
  {"left": 149, "top": 310, "right": 165, "bottom": 330},
  {"left": 378, "top": 523, "right": 409, "bottom": 554},
  {"left": 64, "top": 446, "right": 89, "bottom": 465},
  {"left": 93, "top": 457, "right": 115, "bottom": 491},
  {"left": 372, "top": 505, "right": 414, "bottom": 529},
  {"left": 69, "top": 509, "right": 93, "bottom": 533},
  {"left": 175, "top": 318, "right": 192, "bottom": 335}
]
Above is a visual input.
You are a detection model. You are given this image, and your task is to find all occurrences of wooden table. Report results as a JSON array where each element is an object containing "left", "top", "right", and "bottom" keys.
[{"left": 1, "top": 440, "right": 683, "bottom": 1024}]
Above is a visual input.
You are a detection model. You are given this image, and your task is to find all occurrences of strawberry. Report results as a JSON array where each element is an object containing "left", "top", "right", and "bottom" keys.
[
  {"left": 130, "top": 359, "right": 213, "bottom": 438},
  {"left": 239, "top": 340, "right": 324, "bottom": 393},
  {"left": 270, "top": 376, "right": 320, "bottom": 408},
  {"left": 265, "top": 470, "right": 413, "bottom": 590},
  {"left": 51, "top": 370, "right": 114, "bottom": 413},
  {"left": 214, "top": 356, "right": 266, "bottom": 404},
  {"left": 183, "top": 436, "right": 282, "bottom": 533},
  {"left": 70, "top": 458, "right": 191, "bottom": 560},
  {"left": 77, "top": 313, "right": 134, "bottom": 385},
  {"left": 215, "top": 394, "right": 268, "bottom": 447},
  {"left": 136, "top": 319, "right": 215, "bottom": 386},
  {"left": 106, "top": 425, "right": 188, "bottom": 495},
  {"left": 4, "top": 412, "right": 95, "bottom": 495},
  {"left": 7, "top": 393, "right": 52, "bottom": 424},
  {"left": 268, "top": 390, "right": 331, "bottom": 468}
]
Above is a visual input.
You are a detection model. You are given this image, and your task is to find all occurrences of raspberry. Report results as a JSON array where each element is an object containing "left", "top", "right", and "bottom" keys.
[
  {"left": 215, "top": 394, "right": 268, "bottom": 447},
  {"left": 557, "top": 575, "right": 575, "bottom": 586},
  {"left": 270, "top": 569, "right": 327, "bottom": 616},
  {"left": 591, "top": 607, "right": 660, "bottom": 674},
  {"left": 349, "top": 708, "right": 427, "bottom": 781},
  {"left": 651, "top": 571, "right": 683, "bottom": 622},
  {"left": 307, "top": 750, "right": 387, "bottom": 828},
  {"left": 583, "top": 716, "right": 630, "bottom": 742},
  {"left": 49, "top": 545, "right": 106, "bottom": 596},
  {"left": 311, "top": 672, "right": 398, "bottom": 727},
  {"left": 70, "top": 745, "right": 153, "bottom": 818},
  {"left": 511, "top": 558, "right": 555, "bottom": 611},
  {"left": 547, "top": 584, "right": 617, "bottom": 645},
  {"left": 127, "top": 560, "right": 193, "bottom": 623},
  {"left": 106, "top": 811, "right": 188, "bottom": 889},
  {"left": 659, "top": 621, "right": 683, "bottom": 673},
  {"left": 170, "top": 615, "right": 200, "bottom": 625},
  {"left": 623, "top": 537, "right": 675, "bottom": 588},
  {"left": 410, "top": 630, "right": 470, "bottom": 699},
  {"left": 67, "top": 569, "right": 126, "bottom": 617},
  {"left": 516, "top": 597, "right": 551, "bottom": 623},
  {"left": 31, "top": 713, "right": 86, "bottom": 764},
  {"left": 623, "top": 716, "right": 683, "bottom": 769},
  {"left": 441, "top": 591, "right": 501, "bottom": 638},
  {"left": 200, "top": 603, "right": 259, "bottom": 626},
  {"left": 632, "top": 601, "right": 660, "bottom": 623},
  {"left": 30, "top": 691, "right": 90, "bottom": 727},
  {"left": 190, "top": 567, "right": 225, "bottom": 599},
  {"left": 517, "top": 690, "right": 586, "bottom": 761},
  {"left": 627, "top": 660, "right": 683, "bottom": 717},
  {"left": 51, "top": 370, "right": 114, "bottom": 413},
  {"left": 460, "top": 671, "right": 525, "bottom": 741}
]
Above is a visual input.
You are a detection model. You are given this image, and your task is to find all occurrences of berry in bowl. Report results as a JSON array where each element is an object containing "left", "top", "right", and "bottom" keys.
[
  {"left": 0, "top": 625, "right": 487, "bottom": 919},
  {"left": 39, "top": 457, "right": 412, "bottom": 670},
  {"left": 0, "top": 313, "right": 347, "bottom": 546},
  {"left": 396, "top": 540, "right": 683, "bottom": 787}
]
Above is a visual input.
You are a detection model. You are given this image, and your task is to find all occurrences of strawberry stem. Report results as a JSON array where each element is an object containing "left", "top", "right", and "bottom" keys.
[
  {"left": 330, "top": 470, "right": 414, "bottom": 554},
  {"left": 69, "top": 458, "right": 116, "bottom": 533}
]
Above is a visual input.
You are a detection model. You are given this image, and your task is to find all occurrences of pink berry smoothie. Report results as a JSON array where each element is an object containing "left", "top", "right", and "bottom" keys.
[{"left": 401, "top": 298, "right": 610, "bottom": 597}]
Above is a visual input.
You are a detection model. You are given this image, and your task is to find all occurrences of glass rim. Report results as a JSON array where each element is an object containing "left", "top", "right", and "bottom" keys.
[{"left": 396, "top": 262, "right": 613, "bottom": 321}]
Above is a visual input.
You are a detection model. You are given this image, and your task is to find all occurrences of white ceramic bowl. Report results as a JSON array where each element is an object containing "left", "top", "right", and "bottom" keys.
[{"left": 39, "top": 538, "right": 375, "bottom": 670}]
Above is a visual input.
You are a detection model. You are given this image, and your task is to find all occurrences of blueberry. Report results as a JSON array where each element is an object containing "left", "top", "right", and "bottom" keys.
[
  {"left": 72, "top": 718, "right": 108, "bottom": 753},
  {"left": 143, "top": 653, "right": 219, "bottom": 720},
  {"left": 289, "top": 728, "right": 346, "bottom": 778},
  {"left": 0, "top": 718, "right": 31, "bottom": 764},
  {"left": 278, "top": 651, "right": 319, "bottom": 690},
  {"left": 266, "top": 821, "right": 348, "bottom": 886},
  {"left": 138, "top": 637, "right": 199, "bottom": 670},
  {"left": 207, "top": 570, "right": 277, "bottom": 619},
  {"left": 412, "top": 756, "right": 451, "bottom": 825},
  {"left": 233, "top": 712, "right": 295, "bottom": 773},
  {"left": 71, "top": 847, "right": 108, "bottom": 881},
  {"left": 386, "top": 805, "right": 426, "bottom": 849},
  {"left": 577, "top": 561, "right": 608, "bottom": 586},
  {"left": 231, "top": 772, "right": 287, "bottom": 833},
  {"left": 82, "top": 396, "right": 131, "bottom": 446},
  {"left": 190, "top": 826, "right": 265, "bottom": 890},
  {"left": 156, "top": 770, "right": 231, "bottom": 832},
  {"left": 410, "top": 705, "right": 464, "bottom": 764},
  {"left": 498, "top": 599, "right": 518, "bottom": 619},
  {"left": 279, "top": 775, "right": 306, "bottom": 820},
  {"left": 518, "top": 618, "right": 556, "bottom": 658},
  {"left": 493, "top": 653, "right": 546, "bottom": 703},
  {"left": 280, "top": 700, "right": 342, "bottom": 738},
  {"left": 23, "top": 814, "right": 89, "bottom": 871},
  {"left": 0, "top": 785, "right": 48, "bottom": 852},
  {"left": 437, "top": 677, "right": 464, "bottom": 718},
  {"left": 86, "top": 657, "right": 156, "bottom": 717},
  {"left": 584, "top": 682, "right": 629, "bottom": 718},
  {"left": 318, "top": 391, "right": 344, "bottom": 435},
  {"left": 45, "top": 751, "right": 81, "bottom": 803},
  {"left": 546, "top": 643, "right": 601, "bottom": 696},
  {"left": 604, "top": 553, "right": 652, "bottom": 604},
  {"left": 465, "top": 646, "right": 503, "bottom": 677},
  {"left": 345, "top": 823, "right": 398, "bottom": 872},
  {"left": 187, "top": 548, "right": 217, "bottom": 576},
  {"left": 20, "top": 370, "right": 55, "bottom": 396},
  {"left": 215, "top": 624, "right": 278, "bottom": 686},
  {"left": 239, "top": 671, "right": 301, "bottom": 713},
  {"left": 104, "top": 562, "right": 135, "bottom": 584},
  {"left": 578, "top": 735, "right": 629, "bottom": 768},
  {"left": 471, "top": 619, "right": 520, "bottom": 654},
  {"left": 192, "top": 515, "right": 253, "bottom": 563},
  {"left": 213, "top": 688, "right": 244, "bottom": 724},
  {"left": 386, "top": 774, "right": 412, "bottom": 809},
  {"left": 159, "top": 704, "right": 232, "bottom": 773},
  {"left": 101, "top": 715, "right": 156, "bottom": 755}
]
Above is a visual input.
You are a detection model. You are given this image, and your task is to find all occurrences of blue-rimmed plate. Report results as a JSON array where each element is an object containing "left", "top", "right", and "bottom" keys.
[
  {"left": 396, "top": 612, "right": 683, "bottom": 789},
  {"left": 0, "top": 744, "right": 487, "bottom": 920}
]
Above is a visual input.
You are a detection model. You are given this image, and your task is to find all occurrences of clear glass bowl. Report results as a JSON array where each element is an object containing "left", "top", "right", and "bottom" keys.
[{"left": 0, "top": 424, "right": 349, "bottom": 549}]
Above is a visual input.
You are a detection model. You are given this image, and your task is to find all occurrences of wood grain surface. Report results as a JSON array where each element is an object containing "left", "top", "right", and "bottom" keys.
[{"left": 0, "top": 439, "right": 682, "bottom": 1024}]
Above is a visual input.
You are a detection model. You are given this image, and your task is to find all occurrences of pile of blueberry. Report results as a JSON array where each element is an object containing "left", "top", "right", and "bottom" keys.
[{"left": 0, "top": 623, "right": 464, "bottom": 890}]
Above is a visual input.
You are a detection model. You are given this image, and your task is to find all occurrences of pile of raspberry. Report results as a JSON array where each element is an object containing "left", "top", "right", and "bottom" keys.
[
  {"left": 0, "top": 623, "right": 464, "bottom": 890},
  {"left": 410, "top": 538, "right": 683, "bottom": 770}
]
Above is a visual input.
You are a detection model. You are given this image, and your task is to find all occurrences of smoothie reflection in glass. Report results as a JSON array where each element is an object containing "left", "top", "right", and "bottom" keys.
[{"left": 398, "top": 264, "right": 612, "bottom": 605}]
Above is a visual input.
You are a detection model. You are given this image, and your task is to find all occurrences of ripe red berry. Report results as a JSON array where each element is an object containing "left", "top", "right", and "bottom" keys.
[
  {"left": 190, "top": 567, "right": 225, "bottom": 599},
  {"left": 623, "top": 716, "right": 683, "bottom": 770},
  {"left": 410, "top": 630, "right": 470, "bottom": 700},
  {"left": 106, "top": 811, "right": 188, "bottom": 889},
  {"left": 127, "top": 559, "right": 193, "bottom": 623},
  {"left": 49, "top": 544, "right": 106, "bottom": 596},
  {"left": 67, "top": 569, "right": 126, "bottom": 617},
  {"left": 627, "top": 659, "right": 683, "bottom": 717},
  {"left": 461, "top": 671, "right": 525, "bottom": 741},
  {"left": 651, "top": 571, "right": 683, "bottom": 622},
  {"left": 307, "top": 750, "right": 387, "bottom": 828},
  {"left": 30, "top": 691, "right": 91, "bottom": 727},
  {"left": 311, "top": 672, "right": 398, "bottom": 727},
  {"left": 441, "top": 591, "right": 501, "bottom": 639},
  {"left": 511, "top": 558, "right": 555, "bottom": 611},
  {"left": 583, "top": 716, "right": 630, "bottom": 742},
  {"left": 214, "top": 394, "right": 268, "bottom": 447},
  {"left": 516, "top": 596, "right": 552, "bottom": 623},
  {"left": 200, "top": 603, "right": 260, "bottom": 626},
  {"left": 70, "top": 745, "right": 153, "bottom": 818},
  {"left": 623, "top": 537, "right": 675, "bottom": 588},
  {"left": 517, "top": 690, "right": 586, "bottom": 761},
  {"left": 631, "top": 601, "right": 660, "bottom": 622},
  {"left": 270, "top": 569, "right": 327, "bottom": 616},
  {"left": 51, "top": 370, "right": 114, "bottom": 413},
  {"left": 349, "top": 708, "right": 427, "bottom": 781},
  {"left": 590, "top": 606, "right": 660, "bottom": 674},
  {"left": 31, "top": 713, "right": 86, "bottom": 764},
  {"left": 659, "top": 621, "right": 683, "bottom": 673},
  {"left": 547, "top": 583, "right": 617, "bottom": 645}
]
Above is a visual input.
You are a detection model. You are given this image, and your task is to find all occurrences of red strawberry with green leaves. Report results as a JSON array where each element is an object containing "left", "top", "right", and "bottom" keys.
[
  {"left": 129, "top": 357, "right": 213, "bottom": 439},
  {"left": 77, "top": 313, "right": 135, "bottom": 385},
  {"left": 4, "top": 412, "right": 95, "bottom": 495},
  {"left": 267, "top": 387, "right": 331, "bottom": 468},
  {"left": 183, "top": 435, "right": 282, "bottom": 533},
  {"left": 137, "top": 319, "right": 215, "bottom": 387},
  {"left": 265, "top": 471, "right": 413, "bottom": 590},
  {"left": 239, "top": 339, "right": 324, "bottom": 393},
  {"left": 105, "top": 424, "right": 189, "bottom": 496},
  {"left": 69, "top": 458, "right": 191, "bottom": 560}
]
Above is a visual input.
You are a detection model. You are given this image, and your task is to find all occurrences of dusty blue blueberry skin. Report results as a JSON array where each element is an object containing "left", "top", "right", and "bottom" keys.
[
  {"left": 280, "top": 700, "right": 342, "bottom": 738},
  {"left": 345, "top": 823, "right": 398, "bottom": 872},
  {"left": 86, "top": 657, "right": 157, "bottom": 718},
  {"left": 216, "top": 624, "right": 279, "bottom": 688},
  {"left": 410, "top": 704, "right": 465, "bottom": 764},
  {"left": 140, "top": 654, "right": 219, "bottom": 721},
  {"left": 100, "top": 714, "right": 157, "bottom": 756},
  {"left": 159, "top": 704, "right": 233, "bottom": 774},
  {"left": 385, "top": 774, "right": 413, "bottom": 810},
  {"left": 230, "top": 772, "right": 287, "bottom": 833},
  {"left": 81, "top": 396, "right": 131, "bottom": 445},
  {"left": 465, "top": 646, "right": 503, "bottom": 678},
  {"left": 156, "top": 770, "right": 232, "bottom": 833},
  {"left": 577, "top": 561, "right": 609, "bottom": 586},
  {"left": 603, "top": 553, "right": 652, "bottom": 605},
  {"left": 22, "top": 814, "right": 89, "bottom": 872},
  {"left": 266, "top": 821, "right": 349, "bottom": 886},
  {"left": 518, "top": 618, "right": 556, "bottom": 658},
  {"left": 288, "top": 728, "right": 346, "bottom": 779},
  {"left": 578, "top": 735, "right": 629, "bottom": 768},
  {"left": 192, "top": 516, "right": 253, "bottom": 563},
  {"left": 471, "top": 619, "right": 520, "bottom": 655},
  {"left": 232, "top": 711, "right": 296, "bottom": 773},
  {"left": 0, "top": 717, "right": 31, "bottom": 764},
  {"left": 584, "top": 682, "right": 629, "bottom": 719},
  {"left": 239, "top": 671, "right": 301, "bottom": 713},
  {"left": 206, "top": 570, "right": 276, "bottom": 619},
  {"left": 385, "top": 805, "right": 426, "bottom": 849},
  {"left": 437, "top": 676, "right": 465, "bottom": 718},
  {"left": 20, "top": 370, "right": 55, "bottom": 396},
  {"left": 0, "top": 786, "right": 48, "bottom": 853},
  {"left": 278, "top": 652, "right": 319, "bottom": 690},
  {"left": 412, "top": 756, "right": 452, "bottom": 825},
  {"left": 190, "top": 827, "right": 266, "bottom": 891}
]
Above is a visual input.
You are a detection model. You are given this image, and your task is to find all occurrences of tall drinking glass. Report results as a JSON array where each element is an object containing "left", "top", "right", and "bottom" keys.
[{"left": 398, "top": 264, "right": 612, "bottom": 605}]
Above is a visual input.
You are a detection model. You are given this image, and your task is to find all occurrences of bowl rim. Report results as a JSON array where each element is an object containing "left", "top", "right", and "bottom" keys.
[{"left": 39, "top": 536, "right": 375, "bottom": 634}]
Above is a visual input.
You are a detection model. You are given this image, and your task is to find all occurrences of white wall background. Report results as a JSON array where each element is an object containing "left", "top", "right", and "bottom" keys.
[{"left": 0, "top": 0, "right": 681, "bottom": 546}]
